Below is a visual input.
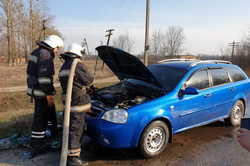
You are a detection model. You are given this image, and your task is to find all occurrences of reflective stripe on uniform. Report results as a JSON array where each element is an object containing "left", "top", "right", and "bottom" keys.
[
  {"left": 48, "top": 121, "right": 53, "bottom": 126},
  {"left": 59, "top": 69, "right": 70, "bottom": 77},
  {"left": 70, "top": 103, "right": 91, "bottom": 112},
  {"left": 32, "top": 131, "right": 45, "bottom": 135},
  {"left": 68, "top": 148, "right": 81, "bottom": 157},
  {"left": 31, "top": 135, "right": 45, "bottom": 138},
  {"left": 31, "top": 130, "right": 46, "bottom": 139},
  {"left": 27, "top": 88, "right": 46, "bottom": 97},
  {"left": 38, "top": 77, "right": 51, "bottom": 84},
  {"left": 33, "top": 89, "right": 46, "bottom": 97},
  {"left": 28, "top": 55, "right": 38, "bottom": 63}
]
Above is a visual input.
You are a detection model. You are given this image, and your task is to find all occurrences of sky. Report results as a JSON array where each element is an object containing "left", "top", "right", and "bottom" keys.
[{"left": 47, "top": 0, "right": 250, "bottom": 55}]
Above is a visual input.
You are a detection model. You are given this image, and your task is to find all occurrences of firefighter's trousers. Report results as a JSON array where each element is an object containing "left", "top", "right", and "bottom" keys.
[
  {"left": 31, "top": 97, "right": 58, "bottom": 148},
  {"left": 68, "top": 111, "right": 86, "bottom": 157}
]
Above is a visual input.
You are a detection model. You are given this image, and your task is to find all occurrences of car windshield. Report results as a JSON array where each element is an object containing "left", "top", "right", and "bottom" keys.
[{"left": 148, "top": 65, "right": 187, "bottom": 91}]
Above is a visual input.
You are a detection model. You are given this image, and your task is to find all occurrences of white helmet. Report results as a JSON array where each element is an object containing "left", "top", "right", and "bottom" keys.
[
  {"left": 43, "top": 35, "right": 64, "bottom": 49},
  {"left": 65, "top": 43, "right": 84, "bottom": 57}
]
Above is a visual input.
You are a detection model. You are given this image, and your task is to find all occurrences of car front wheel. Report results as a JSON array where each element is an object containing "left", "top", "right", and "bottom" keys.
[
  {"left": 225, "top": 100, "right": 244, "bottom": 126},
  {"left": 139, "top": 120, "right": 169, "bottom": 158}
]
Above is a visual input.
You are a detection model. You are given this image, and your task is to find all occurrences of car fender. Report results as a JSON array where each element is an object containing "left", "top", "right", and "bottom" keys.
[
  {"left": 131, "top": 108, "right": 174, "bottom": 147},
  {"left": 232, "top": 92, "right": 247, "bottom": 115}
]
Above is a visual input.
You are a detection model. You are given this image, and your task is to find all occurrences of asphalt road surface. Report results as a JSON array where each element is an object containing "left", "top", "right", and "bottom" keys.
[{"left": 0, "top": 122, "right": 250, "bottom": 166}]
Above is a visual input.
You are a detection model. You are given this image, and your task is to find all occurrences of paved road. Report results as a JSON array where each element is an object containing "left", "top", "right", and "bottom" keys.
[
  {"left": 0, "top": 122, "right": 250, "bottom": 166},
  {"left": 0, "top": 77, "right": 117, "bottom": 93}
]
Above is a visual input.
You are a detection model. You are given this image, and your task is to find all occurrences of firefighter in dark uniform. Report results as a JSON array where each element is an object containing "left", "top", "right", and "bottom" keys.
[
  {"left": 26, "top": 35, "right": 64, "bottom": 156},
  {"left": 59, "top": 43, "right": 94, "bottom": 166}
]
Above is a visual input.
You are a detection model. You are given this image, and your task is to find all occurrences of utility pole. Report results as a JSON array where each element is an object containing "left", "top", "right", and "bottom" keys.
[
  {"left": 229, "top": 41, "right": 240, "bottom": 61},
  {"left": 81, "top": 38, "right": 90, "bottom": 55},
  {"left": 102, "top": 29, "right": 115, "bottom": 69},
  {"left": 105, "top": 29, "right": 115, "bottom": 46},
  {"left": 42, "top": 19, "right": 46, "bottom": 40},
  {"left": 144, "top": 0, "right": 151, "bottom": 66}
]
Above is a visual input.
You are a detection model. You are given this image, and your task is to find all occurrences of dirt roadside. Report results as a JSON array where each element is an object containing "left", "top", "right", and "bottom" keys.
[
  {"left": 0, "top": 76, "right": 118, "bottom": 93},
  {"left": 0, "top": 123, "right": 250, "bottom": 166}
]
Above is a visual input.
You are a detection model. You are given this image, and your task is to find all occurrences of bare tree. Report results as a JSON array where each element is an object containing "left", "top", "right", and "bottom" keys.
[
  {"left": 0, "top": 0, "right": 15, "bottom": 65},
  {"left": 151, "top": 29, "right": 163, "bottom": 56},
  {"left": 112, "top": 32, "right": 135, "bottom": 52},
  {"left": 163, "top": 26, "right": 185, "bottom": 56},
  {"left": 0, "top": 0, "right": 61, "bottom": 65}
]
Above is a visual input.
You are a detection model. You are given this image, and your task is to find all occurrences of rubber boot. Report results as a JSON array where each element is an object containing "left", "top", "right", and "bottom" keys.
[
  {"left": 26, "top": 142, "right": 49, "bottom": 159},
  {"left": 67, "top": 156, "right": 88, "bottom": 166}
]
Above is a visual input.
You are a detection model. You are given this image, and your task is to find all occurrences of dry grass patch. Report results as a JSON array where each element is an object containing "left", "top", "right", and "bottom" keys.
[{"left": 0, "top": 81, "right": 117, "bottom": 137}]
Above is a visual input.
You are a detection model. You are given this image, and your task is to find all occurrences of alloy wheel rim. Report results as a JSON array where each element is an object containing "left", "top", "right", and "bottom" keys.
[
  {"left": 145, "top": 127, "right": 165, "bottom": 153},
  {"left": 232, "top": 105, "right": 242, "bottom": 120}
]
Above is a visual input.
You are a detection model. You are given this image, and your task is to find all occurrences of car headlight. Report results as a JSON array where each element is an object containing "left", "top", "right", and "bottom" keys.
[{"left": 101, "top": 109, "right": 128, "bottom": 124}]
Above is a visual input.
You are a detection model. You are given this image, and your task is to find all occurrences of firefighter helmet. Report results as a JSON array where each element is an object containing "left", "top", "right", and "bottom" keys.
[
  {"left": 65, "top": 43, "right": 84, "bottom": 57},
  {"left": 43, "top": 35, "right": 64, "bottom": 49}
]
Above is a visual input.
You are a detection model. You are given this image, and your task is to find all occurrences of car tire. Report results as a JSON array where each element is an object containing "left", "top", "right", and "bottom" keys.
[
  {"left": 225, "top": 100, "right": 244, "bottom": 126},
  {"left": 139, "top": 120, "right": 169, "bottom": 158}
]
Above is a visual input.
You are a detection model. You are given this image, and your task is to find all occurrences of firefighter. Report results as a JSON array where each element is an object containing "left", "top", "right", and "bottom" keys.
[
  {"left": 59, "top": 43, "right": 94, "bottom": 166},
  {"left": 26, "top": 35, "right": 64, "bottom": 157}
]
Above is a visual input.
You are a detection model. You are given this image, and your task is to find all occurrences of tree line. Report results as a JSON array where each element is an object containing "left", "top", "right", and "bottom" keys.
[
  {"left": 0, "top": 0, "right": 61, "bottom": 66},
  {"left": 112, "top": 26, "right": 185, "bottom": 57},
  {"left": 112, "top": 26, "right": 250, "bottom": 73}
]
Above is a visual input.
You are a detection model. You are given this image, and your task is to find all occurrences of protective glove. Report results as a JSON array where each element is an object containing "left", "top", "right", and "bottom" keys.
[{"left": 47, "top": 95, "right": 55, "bottom": 106}]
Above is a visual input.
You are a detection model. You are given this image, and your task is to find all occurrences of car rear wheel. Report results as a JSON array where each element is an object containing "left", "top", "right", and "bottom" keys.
[
  {"left": 139, "top": 120, "right": 169, "bottom": 158},
  {"left": 225, "top": 100, "right": 244, "bottom": 126}
]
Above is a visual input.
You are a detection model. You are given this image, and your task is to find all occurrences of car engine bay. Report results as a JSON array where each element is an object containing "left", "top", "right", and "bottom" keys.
[{"left": 91, "top": 80, "right": 163, "bottom": 110}]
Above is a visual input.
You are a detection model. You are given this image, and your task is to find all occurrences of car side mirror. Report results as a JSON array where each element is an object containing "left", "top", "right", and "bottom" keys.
[
  {"left": 179, "top": 87, "right": 199, "bottom": 97},
  {"left": 183, "top": 87, "right": 199, "bottom": 95}
]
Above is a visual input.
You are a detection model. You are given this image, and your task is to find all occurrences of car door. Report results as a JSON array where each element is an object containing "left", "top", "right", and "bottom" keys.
[
  {"left": 207, "top": 68, "right": 236, "bottom": 118},
  {"left": 174, "top": 68, "right": 215, "bottom": 129}
]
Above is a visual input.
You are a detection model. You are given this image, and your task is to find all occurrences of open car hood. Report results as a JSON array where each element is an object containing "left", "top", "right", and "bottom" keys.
[{"left": 96, "top": 46, "right": 162, "bottom": 88}]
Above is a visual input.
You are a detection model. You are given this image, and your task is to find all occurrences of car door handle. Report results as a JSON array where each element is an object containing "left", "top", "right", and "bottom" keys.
[{"left": 204, "top": 93, "right": 212, "bottom": 98}]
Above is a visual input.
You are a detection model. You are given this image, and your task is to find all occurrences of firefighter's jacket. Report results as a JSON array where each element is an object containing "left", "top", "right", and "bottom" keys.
[
  {"left": 26, "top": 42, "right": 55, "bottom": 98},
  {"left": 59, "top": 55, "right": 94, "bottom": 112}
]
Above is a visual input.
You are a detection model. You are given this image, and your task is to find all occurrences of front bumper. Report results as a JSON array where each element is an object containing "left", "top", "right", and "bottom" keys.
[{"left": 86, "top": 114, "right": 135, "bottom": 148}]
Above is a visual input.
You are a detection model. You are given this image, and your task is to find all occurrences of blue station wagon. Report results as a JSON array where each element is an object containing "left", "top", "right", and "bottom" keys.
[{"left": 86, "top": 46, "right": 250, "bottom": 158}]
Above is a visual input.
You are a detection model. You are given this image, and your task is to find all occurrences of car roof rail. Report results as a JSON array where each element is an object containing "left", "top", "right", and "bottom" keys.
[
  {"left": 158, "top": 59, "right": 199, "bottom": 63},
  {"left": 190, "top": 60, "right": 232, "bottom": 67}
]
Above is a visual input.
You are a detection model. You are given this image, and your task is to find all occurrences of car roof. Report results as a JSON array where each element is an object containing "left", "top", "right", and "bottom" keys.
[{"left": 150, "top": 60, "right": 234, "bottom": 71}]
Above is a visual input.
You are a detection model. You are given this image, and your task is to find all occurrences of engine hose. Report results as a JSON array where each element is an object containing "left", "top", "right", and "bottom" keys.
[{"left": 60, "top": 58, "right": 81, "bottom": 166}]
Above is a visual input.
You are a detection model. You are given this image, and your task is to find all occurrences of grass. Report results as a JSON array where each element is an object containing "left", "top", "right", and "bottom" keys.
[
  {"left": 0, "top": 60, "right": 113, "bottom": 87},
  {"left": 0, "top": 81, "right": 117, "bottom": 138}
]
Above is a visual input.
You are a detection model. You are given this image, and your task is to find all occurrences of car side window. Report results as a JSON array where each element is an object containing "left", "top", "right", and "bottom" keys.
[
  {"left": 210, "top": 68, "right": 230, "bottom": 86},
  {"left": 186, "top": 70, "right": 209, "bottom": 90},
  {"left": 226, "top": 67, "right": 247, "bottom": 82}
]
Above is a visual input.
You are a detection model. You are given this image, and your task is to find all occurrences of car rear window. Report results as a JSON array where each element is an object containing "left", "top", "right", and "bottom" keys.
[
  {"left": 226, "top": 67, "right": 247, "bottom": 82},
  {"left": 148, "top": 65, "right": 187, "bottom": 91},
  {"left": 186, "top": 70, "right": 209, "bottom": 90},
  {"left": 210, "top": 68, "right": 230, "bottom": 86}
]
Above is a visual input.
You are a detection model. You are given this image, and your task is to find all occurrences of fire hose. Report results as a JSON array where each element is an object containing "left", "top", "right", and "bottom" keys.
[{"left": 60, "top": 58, "right": 81, "bottom": 166}]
